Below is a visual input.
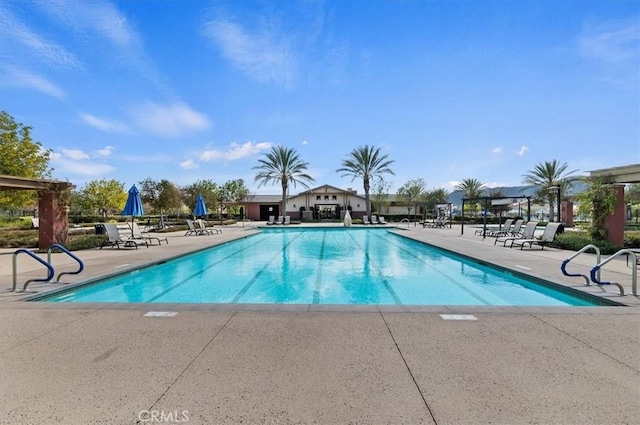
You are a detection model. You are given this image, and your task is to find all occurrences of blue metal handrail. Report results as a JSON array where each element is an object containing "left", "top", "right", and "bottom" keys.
[
  {"left": 12, "top": 249, "right": 54, "bottom": 292},
  {"left": 590, "top": 249, "right": 637, "bottom": 296},
  {"left": 47, "top": 244, "right": 84, "bottom": 282},
  {"left": 560, "top": 244, "right": 601, "bottom": 286}
]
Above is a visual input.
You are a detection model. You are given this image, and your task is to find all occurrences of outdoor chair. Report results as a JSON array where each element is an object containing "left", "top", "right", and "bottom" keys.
[
  {"left": 129, "top": 221, "right": 168, "bottom": 245},
  {"left": 510, "top": 222, "right": 561, "bottom": 250},
  {"left": 283, "top": 216, "right": 291, "bottom": 225},
  {"left": 379, "top": 216, "right": 387, "bottom": 224},
  {"left": 276, "top": 216, "right": 284, "bottom": 225},
  {"left": 371, "top": 215, "right": 378, "bottom": 224},
  {"left": 185, "top": 219, "right": 206, "bottom": 236},
  {"left": 495, "top": 221, "right": 538, "bottom": 246},
  {"left": 362, "top": 216, "right": 371, "bottom": 225},
  {"left": 100, "top": 223, "right": 149, "bottom": 249},
  {"left": 482, "top": 219, "right": 514, "bottom": 237},
  {"left": 197, "top": 219, "right": 222, "bottom": 234},
  {"left": 266, "top": 216, "right": 276, "bottom": 225}
]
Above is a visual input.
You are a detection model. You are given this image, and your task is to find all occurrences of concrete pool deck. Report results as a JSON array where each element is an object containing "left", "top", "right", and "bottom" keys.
[{"left": 1, "top": 223, "right": 638, "bottom": 424}]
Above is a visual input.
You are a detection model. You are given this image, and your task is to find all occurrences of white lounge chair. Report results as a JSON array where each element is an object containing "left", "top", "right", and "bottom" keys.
[
  {"left": 495, "top": 221, "right": 538, "bottom": 246},
  {"left": 283, "top": 216, "right": 291, "bottom": 225},
  {"left": 100, "top": 223, "right": 148, "bottom": 249},
  {"left": 362, "top": 215, "right": 371, "bottom": 225},
  {"left": 510, "top": 222, "right": 561, "bottom": 250},
  {"left": 129, "top": 221, "right": 168, "bottom": 245},
  {"left": 197, "top": 219, "right": 222, "bottom": 234},
  {"left": 185, "top": 219, "right": 206, "bottom": 236},
  {"left": 371, "top": 215, "right": 379, "bottom": 224},
  {"left": 266, "top": 215, "right": 276, "bottom": 225},
  {"left": 275, "top": 216, "right": 284, "bottom": 225},
  {"left": 378, "top": 216, "right": 387, "bottom": 224}
]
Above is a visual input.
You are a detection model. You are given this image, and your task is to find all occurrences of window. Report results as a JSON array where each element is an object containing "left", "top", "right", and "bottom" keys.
[
  {"left": 324, "top": 195, "right": 329, "bottom": 200},
  {"left": 316, "top": 195, "right": 321, "bottom": 200},
  {"left": 332, "top": 195, "right": 337, "bottom": 200}
]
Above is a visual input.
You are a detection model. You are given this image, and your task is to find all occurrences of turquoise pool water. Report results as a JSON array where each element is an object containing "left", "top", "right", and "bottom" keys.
[{"left": 42, "top": 228, "right": 596, "bottom": 306}]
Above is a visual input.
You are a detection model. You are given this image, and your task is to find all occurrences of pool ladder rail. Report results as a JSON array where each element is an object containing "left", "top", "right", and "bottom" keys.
[
  {"left": 12, "top": 244, "right": 84, "bottom": 292},
  {"left": 561, "top": 244, "right": 637, "bottom": 296}
]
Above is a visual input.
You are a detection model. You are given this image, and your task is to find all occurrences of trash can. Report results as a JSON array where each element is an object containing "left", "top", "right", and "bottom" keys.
[{"left": 94, "top": 224, "right": 106, "bottom": 235}]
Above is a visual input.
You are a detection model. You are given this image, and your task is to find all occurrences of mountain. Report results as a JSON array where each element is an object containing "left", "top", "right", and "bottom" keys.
[{"left": 446, "top": 182, "right": 587, "bottom": 208}]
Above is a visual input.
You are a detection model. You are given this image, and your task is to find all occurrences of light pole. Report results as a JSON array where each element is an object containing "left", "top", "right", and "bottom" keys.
[{"left": 548, "top": 186, "right": 561, "bottom": 223}]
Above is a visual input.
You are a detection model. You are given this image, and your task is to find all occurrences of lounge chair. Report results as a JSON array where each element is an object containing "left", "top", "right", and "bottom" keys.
[
  {"left": 185, "top": 219, "right": 206, "bottom": 236},
  {"left": 424, "top": 216, "right": 446, "bottom": 228},
  {"left": 481, "top": 219, "right": 514, "bottom": 237},
  {"left": 362, "top": 215, "right": 371, "bottom": 225},
  {"left": 197, "top": 219, "right": 222, "bottom": 234},
  {"left": 510, "top": 222, "right": 561, "bottom": 250},
  {"left": 266, "top": 215, "right": 276, "bottom": 225},
  {"left": 100, "top": 223, "right": 149, "bottom": 249},
  {"left": 283, "top": 216, "right": 291, "bottom": 225},
  {"left": 275, "top": 216, "right": 284, "bottom": 225},
  {"left": 371, "top": 215, "right": 378, "bottom": 224},
  {"left": 379, "top": 216, "right": 387, "bottom": 224},
  {"left": 495, "top": 221, "right": 538, "bottom": 246},
  {"left": 489, "top": 219, "right": 524, "bottom": 238},
  {"left": 129, "top": 221, "right": 168, "bottom": 245}
]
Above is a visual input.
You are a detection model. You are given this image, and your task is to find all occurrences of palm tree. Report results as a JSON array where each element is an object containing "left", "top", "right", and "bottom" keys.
[
  {"left": 253, "top": 146, "right": 315, "bottom": 218},
  {"left": 337, "top": 145, "right": 395, "bottom": 217},
  {"left": 455, "top": 178, "right": 485, "bottom": 216},
  {"left": 522, "top": 160, "right": 578, "bottom": 222}
]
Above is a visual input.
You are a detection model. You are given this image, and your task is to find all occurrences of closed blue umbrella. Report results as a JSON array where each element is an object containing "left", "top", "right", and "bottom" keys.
[
  {"left": 194, "top": 194, "right": 207, "bottom": 218},
  {"left": 122, "top": 184, "right": 144, "bottom": 236}
]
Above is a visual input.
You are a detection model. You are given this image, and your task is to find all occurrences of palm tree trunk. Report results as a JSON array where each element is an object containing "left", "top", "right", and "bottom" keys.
[
  {"left": 364, "top": 178, "right": 370, "bottom": 217},
  {"left": 281, "top": 183, "right": 287, "bottom": 220}
]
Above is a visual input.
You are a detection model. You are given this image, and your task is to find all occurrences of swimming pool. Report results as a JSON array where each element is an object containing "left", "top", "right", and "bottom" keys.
[{"left": 41, "top": 228, "right": 599, "bottom": 306}]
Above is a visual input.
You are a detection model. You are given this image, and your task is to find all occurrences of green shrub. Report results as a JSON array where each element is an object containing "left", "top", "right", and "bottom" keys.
[
  {"left": 61, "top": 235, "right": 107, "bottom": 251},
  {"left": 554, "top": 233, "right": 621, "bottom": 255},
  {"left": 624, "top": 231, "right": 640, "bottom": 248}
]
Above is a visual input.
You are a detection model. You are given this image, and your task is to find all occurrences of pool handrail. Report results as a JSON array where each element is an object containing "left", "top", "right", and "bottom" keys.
[
  {"left": 395, "top": 218, "right": 410, "bottom": 228},
  {"left": 12, "top": 249, "right": 54, "bottom": 292},
  {"left": 589, "top": 249, "right": 637, "bottom": 296},
  {"left": 47, "top": 243, "right": 84, "bottom": 282},
  {"left": 560, "top": 244, "right": 601, "bottom": 286}
]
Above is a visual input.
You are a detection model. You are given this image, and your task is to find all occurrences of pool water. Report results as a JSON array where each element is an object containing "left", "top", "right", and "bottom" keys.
[{"left": 42, "top": 228, "right": 596, "bottom": 306}]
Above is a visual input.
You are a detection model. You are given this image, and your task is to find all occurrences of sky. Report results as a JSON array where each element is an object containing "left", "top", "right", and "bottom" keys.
[{"left": 1, "top": 0, "right": 639, "bottom": 196}]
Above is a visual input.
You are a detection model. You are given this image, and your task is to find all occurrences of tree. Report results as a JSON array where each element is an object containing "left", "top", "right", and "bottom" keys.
[
  {"left": 522, "top": 160, "right": 579, "bottom": 222},
  {"left": 80, "top": 179, "right": 127, "bottom": 218},
  {"left": 372, "top": 178, "right": 392, "bottom": 217},
  {"left": 219, "top": 179, "right": 250, "bottom": 219},
  {"left": 337, "top": 145, "right": 395, "bottom": 218},
  {"left": 396, "top": 178, "right": 427, "bottom": 225},
  {"left": 253, "top": 146, "right": 315, "bottom": 217},
  {"left": 139, "top": 178, "right": 182, "bottom": 216},
  {"left": 182, "top": 179, "right": 219, "bottom": 217},
  {"left": 455, "top": 178, "right": 485, "bottom": 216},
  {"left": 0, "top": 111, "right": 52, "bottom": 209},
  {"left": 575, "top": 176, "right": 618, "bottom": 241},
  {"left": 487, "top": 188, "right": 509, "bottom": 218}
]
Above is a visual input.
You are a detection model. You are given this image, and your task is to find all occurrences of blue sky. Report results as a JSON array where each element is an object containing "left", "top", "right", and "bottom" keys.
[{"left": 1, "top": 0, "right": 638, "bottom": 195}]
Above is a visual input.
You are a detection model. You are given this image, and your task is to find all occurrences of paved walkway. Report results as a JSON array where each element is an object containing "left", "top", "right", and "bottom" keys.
[{"left": 1, "top": 223, "right": 638, "bottom": 424}]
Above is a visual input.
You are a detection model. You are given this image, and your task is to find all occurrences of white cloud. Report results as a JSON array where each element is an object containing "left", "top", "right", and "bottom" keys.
[
  {"left": 200, "top": 141, "right": 272, "bottom": 162},
  {"left": 203, "top": 19, "right": 296, "bottom": 88},
  {"left": 1, "top": 66, "right": 65, "bottom": 98},
  {"left": 180, "top": 158, "right": 198, "bottom": 169},
  {"left": 0, "top": 6, "right": 80, "bottom": 69},
  {"left": 579, "top": 22, "right": 640, "bottom": 64},
  {"left": 517, "top": 145, "right": 528, "bottom": 156},
  {"left": 492, "top": 147, "right": 502, "bottom": 154},
  {"left": 131, "top": 101, "right": 211, "bottom": 137},
  {"left": 96, "top": 146, "right": 115, "bottom": 156},
  {"left": 302, "top": 140, "right": 308, "bottom": 145},
  {"left": 80, "top": 113, "right": 129, "bottom": 133},
  {"left": 61, "top": 148, "right": 89, "bottom": 160},
  {"left": 50, "top": 156, "right": 115, "bottom": 176}
]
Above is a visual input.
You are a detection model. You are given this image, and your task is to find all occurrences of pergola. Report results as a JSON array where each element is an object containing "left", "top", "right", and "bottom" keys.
[
  {"left": 460, "top": 196, "right": 532, "bottom": 238},
  {"left": 0, "top": 175, "right": 74, "bottom": 249}
]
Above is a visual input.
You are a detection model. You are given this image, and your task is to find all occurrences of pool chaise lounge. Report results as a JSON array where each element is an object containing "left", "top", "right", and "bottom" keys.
[
  {"left": 495, "top": 221, "right": 538, "bottom": 246},
  {"left": 100, "top": 223, "right": 149, "bottom": 249},
  {"left": 510, "top": 222, "right": 561, "bottom": 250},
  {"left": 128, "top": 221, "right": 168, "bottom": 245}
]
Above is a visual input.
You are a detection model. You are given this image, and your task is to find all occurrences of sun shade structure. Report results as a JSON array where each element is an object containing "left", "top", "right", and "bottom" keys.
[
  {"left": 122, "top": 184, "right": 144, "bottom": 237},
  {"left": 194, "top": 194, "right": 207, "bottom": 217}
]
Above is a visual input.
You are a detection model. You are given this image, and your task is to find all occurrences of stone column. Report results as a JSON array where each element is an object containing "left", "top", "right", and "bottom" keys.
[
  {"left": 604, "top": 184, "right": 625, "bottom": 246},
  {"left": 38, "top": 190, "right": 69, "bottom": 249}
]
